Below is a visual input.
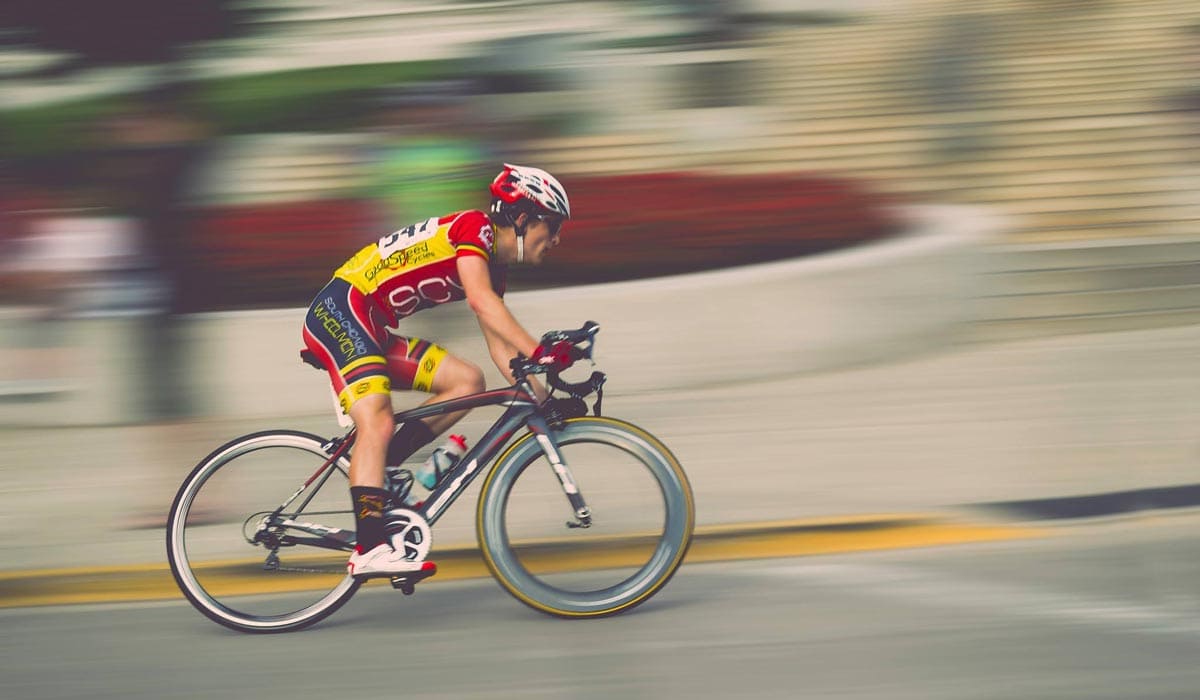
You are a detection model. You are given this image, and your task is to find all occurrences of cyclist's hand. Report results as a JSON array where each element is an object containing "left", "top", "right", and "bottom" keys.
[{"left": 532, "top": 340, "right": 575, "bottom": 369}]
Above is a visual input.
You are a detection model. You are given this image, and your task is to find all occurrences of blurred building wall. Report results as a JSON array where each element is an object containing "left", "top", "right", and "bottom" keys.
[
  {"left": 0, "top": 205, "right": 999, "bottom": 426},
  {"left": 3, "top": 0, "right": 1200, "bottom": 426}
]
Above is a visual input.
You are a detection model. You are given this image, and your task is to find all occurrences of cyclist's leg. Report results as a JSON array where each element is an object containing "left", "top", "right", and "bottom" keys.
[
  {"left": 385, "top": 337, "right": 485, "bottom": 463},
  {"left": 302, "top": 278, "right": 395, "bottom": 552},
  {"left": 345, "top": 393, "right": 394, "bottom": 554},
  {"left": 347, "top": 394, "right": 393, "bottom": 488},
  {"left": 420, "top": 352, "right": 486, "bottom": 434}
]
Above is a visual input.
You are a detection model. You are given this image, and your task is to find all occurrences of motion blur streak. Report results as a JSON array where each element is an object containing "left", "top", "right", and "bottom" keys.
[{"left": 1, "top": 0, "right": 1198, "bottom": 697}]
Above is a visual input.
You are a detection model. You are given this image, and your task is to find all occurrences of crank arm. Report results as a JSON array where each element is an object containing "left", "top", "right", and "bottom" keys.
[{"left": 277, "top": 519, "right": 356, "bottom": 548}]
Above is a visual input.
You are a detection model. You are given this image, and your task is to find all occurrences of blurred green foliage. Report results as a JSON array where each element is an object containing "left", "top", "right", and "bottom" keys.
[
  {"left": 197, "top": 60, "right": 457, "bottom": 133},
  {"left": 0, "top": 60, "right": 458, "bottom": 158}
]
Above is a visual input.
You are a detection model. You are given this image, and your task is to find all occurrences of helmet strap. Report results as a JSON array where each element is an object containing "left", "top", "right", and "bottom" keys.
[{"left": 512, "top": 212, "right": 530, "bottom": 264}]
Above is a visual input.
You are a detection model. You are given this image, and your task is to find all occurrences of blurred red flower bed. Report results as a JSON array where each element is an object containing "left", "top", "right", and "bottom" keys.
[
  {"left": 184, "top": 198, "right": 378, "bottom": 311},
  {"left": 186, "top": 172, "right": 902, "bottom": 312},
  {"left": 514, "top": 172, "right": 901, "bottom": 287}
]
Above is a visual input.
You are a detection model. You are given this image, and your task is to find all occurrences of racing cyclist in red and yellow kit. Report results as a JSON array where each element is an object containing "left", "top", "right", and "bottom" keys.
[{"left": 302, "top": 164, "right": 572, "bottom": 578}]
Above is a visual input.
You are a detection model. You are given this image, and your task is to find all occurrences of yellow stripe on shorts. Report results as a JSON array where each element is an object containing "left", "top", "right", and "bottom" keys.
[
  {"left": 412, "top": 343, "right": 448, "bottom": 393},
  {"left": 341, "top": 355, "right": 387, "bottom": 374},
  {"left": 338, "top": 375, "right": 391, "bottom": 415}
]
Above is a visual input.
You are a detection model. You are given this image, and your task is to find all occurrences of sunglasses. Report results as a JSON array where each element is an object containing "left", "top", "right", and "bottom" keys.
[{"left": 534, "top": 214, "right": 565, "bottom": 237}]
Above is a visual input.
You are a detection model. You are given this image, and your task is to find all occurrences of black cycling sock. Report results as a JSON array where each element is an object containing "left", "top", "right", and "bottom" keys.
[
  {"left": 351, "top": 486, "right": 390, "bottom": 552},
  {"left": 386, "top": 420, "right": 437, "bottom": 466}
]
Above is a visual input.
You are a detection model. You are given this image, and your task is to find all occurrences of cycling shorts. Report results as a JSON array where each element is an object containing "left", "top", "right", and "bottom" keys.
[{"left": 301, "top": 277, "right": 449, "bottom": 415}]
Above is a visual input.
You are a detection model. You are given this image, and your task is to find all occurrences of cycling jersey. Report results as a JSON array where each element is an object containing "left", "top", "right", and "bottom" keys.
[
  {"left": 302, "top": 210, "right": 506, "bottom": 415},
  {"left": 334, "top": 209, "right": 506, "bottom": 324}
]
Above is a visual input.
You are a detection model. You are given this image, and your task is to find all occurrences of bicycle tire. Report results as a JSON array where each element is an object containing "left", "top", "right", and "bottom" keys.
[
  {"left": 166, "top": 430, "right": 362, "bottom": 633},
  {"left": 476, "top": 417, "right": 694, "bottom": 618}
]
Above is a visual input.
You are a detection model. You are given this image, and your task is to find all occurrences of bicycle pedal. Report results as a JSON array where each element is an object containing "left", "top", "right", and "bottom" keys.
[{"left": 389, "top": 561, "right": 438, "bottom": 595}]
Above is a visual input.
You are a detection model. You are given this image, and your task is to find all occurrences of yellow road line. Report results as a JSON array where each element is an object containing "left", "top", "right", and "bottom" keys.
[{"left": 0, "top": 516, "right": 1044, "bottom": 610}]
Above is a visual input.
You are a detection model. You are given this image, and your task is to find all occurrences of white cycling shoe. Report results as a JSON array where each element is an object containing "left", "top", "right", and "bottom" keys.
[{"left": 347, "top": 543, "right": 437, "bottom": 579}]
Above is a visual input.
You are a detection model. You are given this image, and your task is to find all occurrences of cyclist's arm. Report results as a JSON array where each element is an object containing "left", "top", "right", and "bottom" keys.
[
  {"left": 477, "top": 319, "right": 520, "bottom": 378},
  {"left": 475, "top": 319, "right": 547, "bottom": 401},
  {"left": 458, "top": 255, "right": 547, "bottom": 398}
]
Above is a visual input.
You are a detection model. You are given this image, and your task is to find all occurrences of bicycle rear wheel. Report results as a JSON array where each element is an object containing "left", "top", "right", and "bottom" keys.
[
  {"left": 166, "top": 430, "right": 361, "bottom": 633},
  {"left": 476, "top": 417, "right": 694, "bottom": 618}
]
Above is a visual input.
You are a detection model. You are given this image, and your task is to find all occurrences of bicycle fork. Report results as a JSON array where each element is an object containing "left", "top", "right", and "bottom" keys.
[{"left": 529, "top": 416, "right": 593, "bottom": 529}]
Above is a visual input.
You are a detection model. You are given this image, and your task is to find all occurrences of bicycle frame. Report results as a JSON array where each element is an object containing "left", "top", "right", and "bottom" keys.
[
  {"left": 172, "top": 322, "right": 693, "bottom": 630},
  {"left": 401, "top": 384, "right": 548, "bottom": 525},
  {"left": 285, "top": 377, "right": 590, "bottom": 548}
]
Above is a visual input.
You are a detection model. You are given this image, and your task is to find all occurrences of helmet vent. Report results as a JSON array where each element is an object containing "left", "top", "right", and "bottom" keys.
[{"left": 489, "top": 163, "right": 571, "bottom": 218}]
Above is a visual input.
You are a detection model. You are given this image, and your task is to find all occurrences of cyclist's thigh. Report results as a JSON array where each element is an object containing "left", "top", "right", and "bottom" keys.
[
  {"left": 302, "top": 278, "right": 392, "bottom": 415},
  {"left": 385, "top": 336, "right": 482, "bottom": 394},
  {"left": 429, "top": 352, "right": 485, "bottom": 395}
]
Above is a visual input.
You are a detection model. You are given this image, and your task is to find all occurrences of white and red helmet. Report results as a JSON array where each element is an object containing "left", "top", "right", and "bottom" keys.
[{"left": 489, "top": 163, "right": 571, "bottom": 224}]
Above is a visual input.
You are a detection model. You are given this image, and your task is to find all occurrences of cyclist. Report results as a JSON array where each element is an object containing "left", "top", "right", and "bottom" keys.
[{"left": 301, "top": 163, "right": 574, "bottom": 578}]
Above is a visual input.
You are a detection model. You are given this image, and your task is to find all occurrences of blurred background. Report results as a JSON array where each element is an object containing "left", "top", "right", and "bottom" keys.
[
  {"left": 0, "top": 0, "right": 1197, "bottom": 508},
  {"left": 2, "top": 0, "right": 1198, "bottom": 420},
  {"left": 1, "top": 1, "right": 1199, "bottom": 695}
]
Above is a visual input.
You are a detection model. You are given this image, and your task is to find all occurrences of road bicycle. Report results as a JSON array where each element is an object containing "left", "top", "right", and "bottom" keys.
[{"left": 167, "top": 322, "right": 695, "bottom": 633}]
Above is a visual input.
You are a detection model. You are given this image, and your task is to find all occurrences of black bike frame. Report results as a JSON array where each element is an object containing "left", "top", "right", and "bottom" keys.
[{"left": 304, "top": 378, "right": 590, "bottom": 529}]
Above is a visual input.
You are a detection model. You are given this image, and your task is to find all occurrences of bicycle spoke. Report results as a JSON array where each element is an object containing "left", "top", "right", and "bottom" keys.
[{"left": 168, "top": 431, "right": 361, "bottom": 632}]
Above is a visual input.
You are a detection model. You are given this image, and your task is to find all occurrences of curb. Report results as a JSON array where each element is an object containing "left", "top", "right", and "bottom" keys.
[{"left": 969, "top": 484, "right": 1200, "bottom": 522}]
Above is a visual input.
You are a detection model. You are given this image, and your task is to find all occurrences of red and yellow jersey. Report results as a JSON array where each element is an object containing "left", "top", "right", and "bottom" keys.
[{"left": 333, "top": 210, "right": 506, "bottom": 322}]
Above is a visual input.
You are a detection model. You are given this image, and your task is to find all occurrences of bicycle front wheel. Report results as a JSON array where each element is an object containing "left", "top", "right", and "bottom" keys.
[
  {"left": 477, "top": 417, "right": 695, "bottom": 618},
  {"left": 167, "top": 430, "right": 361, "bottom": 633}
]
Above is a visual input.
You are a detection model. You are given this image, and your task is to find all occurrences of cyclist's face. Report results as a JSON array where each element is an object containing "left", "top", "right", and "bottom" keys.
[{"left": 524, "top": 215, "right": 563, "bottom": 264}]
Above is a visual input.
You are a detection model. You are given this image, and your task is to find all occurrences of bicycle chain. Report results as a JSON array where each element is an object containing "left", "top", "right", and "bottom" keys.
[
  {"left": 269, "top": 564, "right": 345, "bottom": 575},
  {"left": 263, "top": 552, "right": 345, "bottom": 575}
]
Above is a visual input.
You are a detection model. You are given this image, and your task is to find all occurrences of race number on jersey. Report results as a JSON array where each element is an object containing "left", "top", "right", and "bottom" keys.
[{"left": 378, "top": 216, "right": 439, "bottom": 258}]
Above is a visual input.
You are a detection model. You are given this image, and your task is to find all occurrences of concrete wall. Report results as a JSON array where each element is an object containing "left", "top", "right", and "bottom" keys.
[{"left": 2, "top": 205, "right": 1003, "bottom": 427}]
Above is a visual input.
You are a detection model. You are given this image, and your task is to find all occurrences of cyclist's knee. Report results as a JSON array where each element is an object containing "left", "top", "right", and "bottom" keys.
[
  {"left": 436, "top": 357, "right": 485, "bottom": 398},
  {"left": 454, "top": 361, "right": 486, "bottom": 396},
  {"left": 462, "top": 363, "right": 485, "bottom": 395},
  {"left": 349, "top": 395, "right": 394, "bottom": 438}
]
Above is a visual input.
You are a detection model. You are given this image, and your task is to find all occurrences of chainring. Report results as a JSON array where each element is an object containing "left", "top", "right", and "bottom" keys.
[{"left": 382, "top": 507, "right": 433, "bottom": 562}]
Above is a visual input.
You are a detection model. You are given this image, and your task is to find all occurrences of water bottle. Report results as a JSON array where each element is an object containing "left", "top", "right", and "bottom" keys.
[
  {"left": 401, "top": 434, "right": 468, "bottom": 507},
  {"left": 384, "top": 465, "right": 414, "bottom": 508}
]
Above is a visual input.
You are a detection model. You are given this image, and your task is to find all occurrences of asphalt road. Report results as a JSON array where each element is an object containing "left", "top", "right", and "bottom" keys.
[
  {"left": 3, "top": 324, "right": 1199, "bottom": 574},
  {"left": 4, "top": 514, "right": 1197, "bottom": 700}
]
